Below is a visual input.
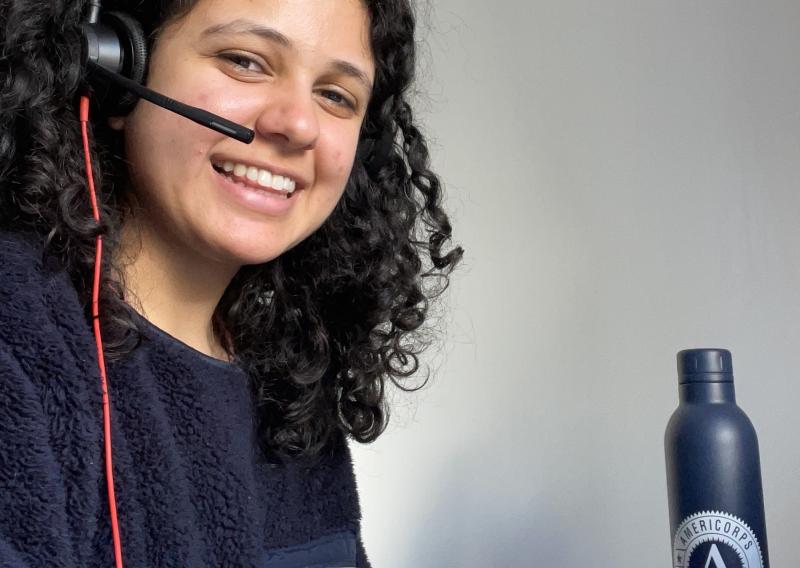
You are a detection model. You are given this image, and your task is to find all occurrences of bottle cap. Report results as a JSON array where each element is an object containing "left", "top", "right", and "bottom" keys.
[{"left": 676, "top": 348, "right": 734, "bottom": 384}]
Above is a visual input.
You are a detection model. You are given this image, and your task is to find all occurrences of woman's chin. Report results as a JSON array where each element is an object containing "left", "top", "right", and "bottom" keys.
[{"left": 215, "top": 239, "right": 293, "bottom": 268}]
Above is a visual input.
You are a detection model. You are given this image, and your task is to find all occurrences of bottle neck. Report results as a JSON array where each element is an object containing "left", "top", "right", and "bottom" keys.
[{"left": 679, "top": 381, "right": 736, "bottom": 404}]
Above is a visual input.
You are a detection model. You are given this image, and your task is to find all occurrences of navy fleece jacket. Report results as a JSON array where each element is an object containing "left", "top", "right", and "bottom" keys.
[{"left": 0, "top": 230, "right": 370, "bottom": 567}]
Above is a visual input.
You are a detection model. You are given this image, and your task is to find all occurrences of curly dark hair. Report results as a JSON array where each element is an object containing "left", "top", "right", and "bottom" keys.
[{"left": 0, "top": 0, "right": 462, "bottom": 464}]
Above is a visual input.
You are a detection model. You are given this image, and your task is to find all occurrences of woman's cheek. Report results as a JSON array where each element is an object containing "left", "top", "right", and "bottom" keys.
[
  {"left": 336, "top": 144, "right": 359, "bottom": 176},
  {"left": 323, "top": 129, "right": 360, "bottom": 181}
]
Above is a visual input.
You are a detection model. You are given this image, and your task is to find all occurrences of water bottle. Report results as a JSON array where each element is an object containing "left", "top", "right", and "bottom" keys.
[{"left": 664, "top": 348, "right": 769, "bottom": 567}]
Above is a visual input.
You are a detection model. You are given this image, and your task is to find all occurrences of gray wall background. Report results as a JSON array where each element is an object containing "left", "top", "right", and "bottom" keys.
[{"left": 351, "top": 1, "right": 800, "bottom": 566}]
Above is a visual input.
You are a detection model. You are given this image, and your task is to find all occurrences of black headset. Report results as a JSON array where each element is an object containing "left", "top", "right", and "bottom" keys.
[{"left": 81, "top": 0, "right": 394, "bottom": 171}]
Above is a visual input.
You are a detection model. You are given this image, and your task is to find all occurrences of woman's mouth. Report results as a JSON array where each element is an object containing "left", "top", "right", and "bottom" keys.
[
  {"left": 212, "top": 160, "right": 296, "bottom": 199},
  {"left": 212, "top": 160, "right": 302, "bottom": 217}
]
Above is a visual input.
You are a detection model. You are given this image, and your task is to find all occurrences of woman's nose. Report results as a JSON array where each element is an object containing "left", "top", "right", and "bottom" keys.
[{"left": 253, "top": 87, "right": 319, "bottom": 151}]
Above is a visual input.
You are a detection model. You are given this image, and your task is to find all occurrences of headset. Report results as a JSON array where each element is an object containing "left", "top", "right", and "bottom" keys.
[{"left": 79, "top": 3, "right": 392, "bottom": 567}]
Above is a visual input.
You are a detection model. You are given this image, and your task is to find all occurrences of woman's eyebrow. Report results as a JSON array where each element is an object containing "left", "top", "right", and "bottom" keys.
[
  {"left": 201, "top": 18, "right": 292, "bottom": 47},
  {"left": 329, "top": 60, "right": 373, "bottom": 93},
  {"left": 201, "top": 18, "right": 373, "bottom": 92}
]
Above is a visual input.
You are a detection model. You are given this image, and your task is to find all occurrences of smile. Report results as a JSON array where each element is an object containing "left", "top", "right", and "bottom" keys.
[{"left": 212, "top": 160, "right": 297, "bottom": 197}]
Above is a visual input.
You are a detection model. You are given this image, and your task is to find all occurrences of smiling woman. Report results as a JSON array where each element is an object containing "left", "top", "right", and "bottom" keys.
[
  {"left": 115, "top": 1, "right": 376, "bottom": 273},
  {"left": 0, "top": 0, "right": 462, "bottom": 566}
]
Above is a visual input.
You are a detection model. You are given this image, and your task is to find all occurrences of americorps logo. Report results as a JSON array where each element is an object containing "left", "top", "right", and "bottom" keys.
[{"left": 672, "top": 511, "right": 763, "bottom": 568}]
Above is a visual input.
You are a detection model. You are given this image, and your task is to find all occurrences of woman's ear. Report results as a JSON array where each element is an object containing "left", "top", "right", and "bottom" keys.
[{"left": 108, "top": 116, "right": 126, "bottom": 131}]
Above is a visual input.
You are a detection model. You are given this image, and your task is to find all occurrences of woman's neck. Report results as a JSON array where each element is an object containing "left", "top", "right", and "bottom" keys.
[{"left": 116, "top": 218, "right": 239, "bottom": 362}]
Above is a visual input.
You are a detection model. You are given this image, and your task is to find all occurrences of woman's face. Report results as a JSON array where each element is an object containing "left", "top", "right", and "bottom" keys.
[{"left": 116, "top": 0, "right": 374, "bottom": 267}]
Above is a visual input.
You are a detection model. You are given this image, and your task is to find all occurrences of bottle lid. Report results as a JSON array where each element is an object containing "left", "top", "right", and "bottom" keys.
[{"left": 676, "top": 348, "right": 734, "bottom": 384}]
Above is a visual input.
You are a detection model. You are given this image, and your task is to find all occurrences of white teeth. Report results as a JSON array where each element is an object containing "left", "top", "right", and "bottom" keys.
[
  {"left": 257, "top": 169, "right": 272, "bottom": 188},
  {"left": 270, "top": 175, "right": 285, "bottom": 191},
  {"left": 215, "top": 161, "right": 296, "bottom": 193}
]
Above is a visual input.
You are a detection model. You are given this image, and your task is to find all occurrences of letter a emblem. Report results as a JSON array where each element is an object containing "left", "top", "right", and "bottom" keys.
[{"left": 704, "top": 544, "right": 728, "bottom": 568}]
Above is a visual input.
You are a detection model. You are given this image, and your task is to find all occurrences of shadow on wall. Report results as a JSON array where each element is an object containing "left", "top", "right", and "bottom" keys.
[{"left": 397, "top": 451, "right": 579, "bottom": 567}]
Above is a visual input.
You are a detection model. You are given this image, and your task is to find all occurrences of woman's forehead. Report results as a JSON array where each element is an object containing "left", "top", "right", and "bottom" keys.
[{"left": 168, "top": 0, "right": 374, "bottom": 70}]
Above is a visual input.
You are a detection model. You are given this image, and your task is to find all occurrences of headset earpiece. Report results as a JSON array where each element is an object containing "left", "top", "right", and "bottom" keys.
[
  {"left": 83, "top": 10, "right": 148, "bottom": 116},
  {"left": 102, "top": 12, "right": 148, "bottom": 114}
]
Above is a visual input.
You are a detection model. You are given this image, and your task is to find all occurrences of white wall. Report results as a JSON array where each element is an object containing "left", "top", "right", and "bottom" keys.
[{"left": 352, "top": 1, "right": 800, "bottom": 566}]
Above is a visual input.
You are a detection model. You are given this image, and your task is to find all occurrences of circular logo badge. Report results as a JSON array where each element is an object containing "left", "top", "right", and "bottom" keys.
[{"left": 672, "top": 511, "right": 763, "bottom": 568}]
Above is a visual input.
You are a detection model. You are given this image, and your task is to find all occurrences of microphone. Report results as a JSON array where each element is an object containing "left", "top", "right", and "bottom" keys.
[{"left": 86, "top": 60, "right": 255, "bottom": 144}]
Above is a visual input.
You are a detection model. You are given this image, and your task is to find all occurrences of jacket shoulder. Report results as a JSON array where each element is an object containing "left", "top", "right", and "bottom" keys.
[
  {"left": 0, "top": 229, "right": 63, "bottom": 311},
  {"left": 0, "top": 229, "right": 52, "bottom": 312},
  {"left": 0, "top": 229, "right": 49, "bottom": 274},
  {"left": 0, "top": 231, "right": 103, "bottom": 567},
  {"left": 0, "top": 229, "right": 90, "bottom": 363}
]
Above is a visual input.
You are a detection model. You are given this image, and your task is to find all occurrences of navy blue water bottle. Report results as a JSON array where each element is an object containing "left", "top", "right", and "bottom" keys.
[{"left": 665, "top": 348, "right": 769, "bottom": 567}]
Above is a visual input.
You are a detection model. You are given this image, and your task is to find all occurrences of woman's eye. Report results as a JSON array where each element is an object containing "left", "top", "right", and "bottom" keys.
[
  {"left": 219, "top": 53, "right": 264, "bottom": 73},
  {"left": 321, "top": 89, "right": 355, "bottom": 110}
]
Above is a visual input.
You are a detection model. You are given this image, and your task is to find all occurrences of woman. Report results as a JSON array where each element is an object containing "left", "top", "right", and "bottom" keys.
[{"left": 0, "top": 0, "right": 461, "bottom": 566}]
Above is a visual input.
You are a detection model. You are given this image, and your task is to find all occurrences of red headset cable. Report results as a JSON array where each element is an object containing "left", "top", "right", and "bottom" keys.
[{"left": 79, "top": 94, "right": 125, "bottom": 568}]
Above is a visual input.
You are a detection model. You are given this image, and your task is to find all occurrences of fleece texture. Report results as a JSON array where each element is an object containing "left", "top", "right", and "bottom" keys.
[{"left": 0, "top": 230, "right": 370, "bottom": 567}]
